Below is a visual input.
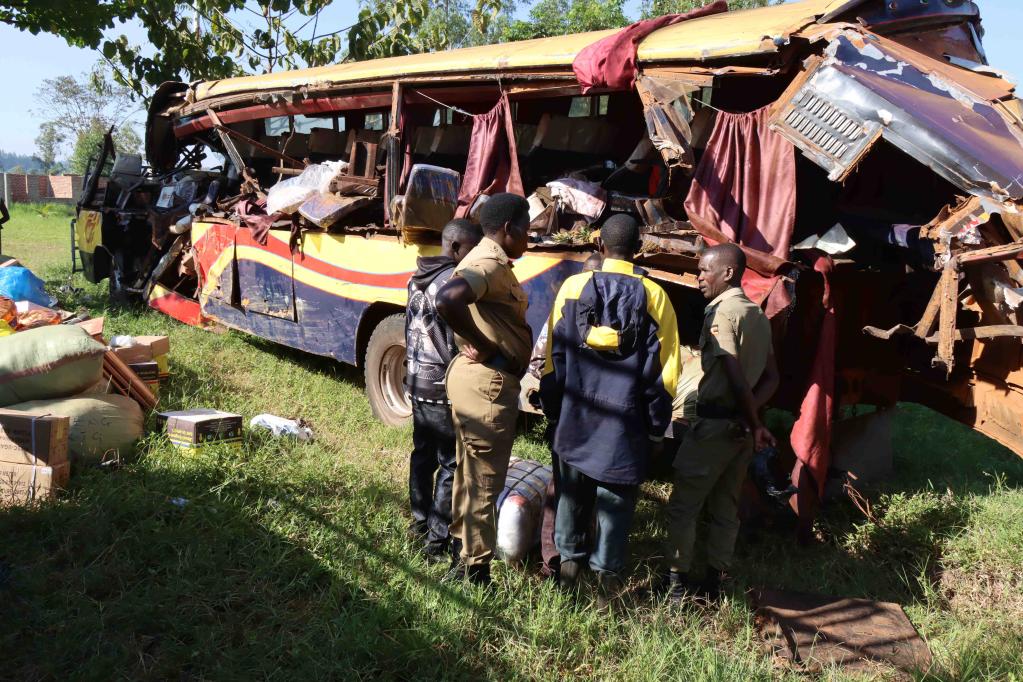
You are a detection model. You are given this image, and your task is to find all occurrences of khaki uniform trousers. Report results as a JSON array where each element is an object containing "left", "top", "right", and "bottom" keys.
[
  {"left": 446, "top": 354, "right": 520, "bottom": 566},
  {"left": 665, "top": 417, "right": 753, "bottom": 573}
]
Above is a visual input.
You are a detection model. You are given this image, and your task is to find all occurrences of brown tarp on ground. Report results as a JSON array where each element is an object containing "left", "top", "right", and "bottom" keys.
[
  {"left": 754, "top": 589, "right": 931, "bottom": 674},
  {"left": 455, "top": 93, "right": 524, "bottom": 217}
]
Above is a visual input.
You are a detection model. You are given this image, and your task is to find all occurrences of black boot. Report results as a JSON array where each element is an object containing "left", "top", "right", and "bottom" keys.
[
  {"left": 596, "top": 572, "right": 625, "bottom": 611},
  {"left": 697, "top": 570, "right": 724, "bottom": 604},
  {"left": 421, "top": 540, "right": 450, "bottom": 565},
  {"left": 558, "top": 559, "right": 582, "bottom": 590},
  {"left": 467, "top": 563, "right": 492, "bottom": 588}
]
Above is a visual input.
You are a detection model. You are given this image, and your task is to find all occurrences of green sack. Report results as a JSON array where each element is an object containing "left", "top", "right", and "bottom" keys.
[
  {"left": 6, "top": 394, "right": 144, "bottom": 463},
  {"left": 0, "top": 326, "right": 105, "bottom": 407}
]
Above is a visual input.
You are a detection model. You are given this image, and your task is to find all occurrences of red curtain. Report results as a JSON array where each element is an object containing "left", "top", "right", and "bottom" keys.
[
  {"left": 684, "top": 106, "right": 797, "bottom": 259},
  {"left": 455, "top": 93, "right": 524, "bottom": 218},
  {"left": 789, "top": 254, "right": 836, "bottom": 541},
  {"left": 572, "top": 1, "right": 728, "bottom": 93}
]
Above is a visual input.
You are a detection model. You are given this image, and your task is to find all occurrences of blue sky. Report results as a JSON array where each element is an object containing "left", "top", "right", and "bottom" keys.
[{"left": 1, "top": 0, "right": 1020, "bottom": 158}]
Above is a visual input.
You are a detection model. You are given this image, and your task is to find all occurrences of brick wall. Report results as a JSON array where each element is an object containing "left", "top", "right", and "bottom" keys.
[{"left": 1, "top": 173, "right": 83, "bottom": 203}]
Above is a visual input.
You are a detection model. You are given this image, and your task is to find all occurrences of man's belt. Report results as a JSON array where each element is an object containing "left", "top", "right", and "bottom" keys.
[{"left": 695, "top": 403, "right": 739, "bottom": 420}]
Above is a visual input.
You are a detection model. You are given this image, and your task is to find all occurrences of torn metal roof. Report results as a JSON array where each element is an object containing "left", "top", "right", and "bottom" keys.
[
  {"left": 192, "top": 0, "right": 856, "bottom": 102},
  {"left": 769, "top": 29, "right": 1023, "bottom": 203}
]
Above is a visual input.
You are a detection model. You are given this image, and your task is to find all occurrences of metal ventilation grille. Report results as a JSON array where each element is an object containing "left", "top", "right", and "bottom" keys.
[{"left": 770, "top": 77, "right": 882, "bottom": 182}]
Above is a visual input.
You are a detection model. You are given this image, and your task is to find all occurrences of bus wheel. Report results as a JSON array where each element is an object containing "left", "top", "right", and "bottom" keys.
[{"left": 364, "top": 313, "right": 412, "bottom": 426}]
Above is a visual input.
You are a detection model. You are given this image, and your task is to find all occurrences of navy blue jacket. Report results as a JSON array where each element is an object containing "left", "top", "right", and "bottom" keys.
[{"left": 539, "top": 258, "right": 680, "bottom": 485}]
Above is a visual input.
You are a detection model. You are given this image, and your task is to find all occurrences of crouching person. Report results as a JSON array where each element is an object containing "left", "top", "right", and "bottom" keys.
[
  {"left": 436, "top": 193, "right": 532, "bottom": 588},
  {"left": 406, "top": 219, "right": 483, "bottom": 561},
  {"left": 540, "top": 215, "right": 680, "bottom": 606},
  {"left": 664, "top": 243, "right": 779, "bottom": 605}
]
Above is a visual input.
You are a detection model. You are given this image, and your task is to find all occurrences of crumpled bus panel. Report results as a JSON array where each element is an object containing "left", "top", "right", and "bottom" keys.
[{"left": 770, "top": 31, "right": 1023, "bottom": 203}]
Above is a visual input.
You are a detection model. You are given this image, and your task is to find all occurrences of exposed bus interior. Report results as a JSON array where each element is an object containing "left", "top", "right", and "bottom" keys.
[{"left": 73, "top": 0, "right": 1023, "bottom": 458}]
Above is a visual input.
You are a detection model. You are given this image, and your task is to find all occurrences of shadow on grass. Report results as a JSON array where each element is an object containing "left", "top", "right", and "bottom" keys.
[{"left": 0, "top": 452, "right": 519, "bottom": 680}]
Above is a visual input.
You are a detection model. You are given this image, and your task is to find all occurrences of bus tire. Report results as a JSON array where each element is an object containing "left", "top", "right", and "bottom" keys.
[{"left": 364, "top": 313, "right": 413, "bottom": 427}]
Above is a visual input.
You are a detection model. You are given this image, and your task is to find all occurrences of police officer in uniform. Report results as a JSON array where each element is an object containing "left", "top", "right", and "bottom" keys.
[
  {"left": 664, "top": 243, "right": 779, "bottom": 604},
  {"left": 436, "top": 193, "right": 532, "bottom": 588}
]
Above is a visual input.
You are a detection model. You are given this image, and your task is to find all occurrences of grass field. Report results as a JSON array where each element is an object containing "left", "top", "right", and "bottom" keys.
[{"left": 2, "top": 201, "right": 1022, "bottom": 680}]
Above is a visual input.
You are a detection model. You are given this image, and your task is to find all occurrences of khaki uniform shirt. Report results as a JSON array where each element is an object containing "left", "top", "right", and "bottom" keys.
[
  {"left": 696, "top": 286, "right": 771, "bottom": 412},
  {"left": 672, "top": 345, "right": 702, "bottom": 421},
  {"left": 453, "top": 236, "right": 532, "bottom": 373}
]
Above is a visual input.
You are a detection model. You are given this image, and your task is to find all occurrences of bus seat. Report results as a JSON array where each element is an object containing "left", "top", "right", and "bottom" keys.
[
  {"left": 309, "top": 128, "right": 347, "bottom": 156},
  {"left": 513, "top": 123, "right": 538, "bottom": 155},
  {"left": 278, "top": 133, "right": 309, "bottom": 159},
  {"left": 432, "top": 126, "right": 471, "bottom": 156},
  {"left": 391, "top": 164, "right": 461, "bottom": 237},
  {"left": 532, "top": 114, "right": 614, "bottom": 155}
]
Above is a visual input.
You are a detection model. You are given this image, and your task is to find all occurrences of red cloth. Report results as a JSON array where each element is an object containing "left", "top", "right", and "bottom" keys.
[
  {"left": 236, "top": 197, "right": 301, "bottom": 252},
  {"left": 455, "top": 93, "right": 524, "bottom": 218},
  {"left": 789, "top": 255, "right": 836, "bottom": 529},
  {"left": 684, "top": 106, "right": 797, "bottom": 259},
  {"left": 572, "top": 1, "right": 728, "bottom": 93}
]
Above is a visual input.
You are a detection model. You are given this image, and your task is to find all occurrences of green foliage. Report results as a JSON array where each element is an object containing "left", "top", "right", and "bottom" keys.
[
  {"left": 33, "top": 64, "right": 141, "bottom": 171},
  {"left": 0, "top": 1, "right": 456, "bottom": 97},
  {"left": 34, "top": 124, "right": 65, "bottom": 174},
  {"left": 68, "top": 121, "right": 142, "bottom": 175},
  {"left": 503, "top": 0, "right": 629, "bottom": 41},
  {"left": 640, "top": 0, "right": 777, "bottom": 17},
  {"left": 842, "top": 489, "right": 973, "bottom": 578},
  {"left": 0, "top": 150, "right": 45, "bottom": 174}
]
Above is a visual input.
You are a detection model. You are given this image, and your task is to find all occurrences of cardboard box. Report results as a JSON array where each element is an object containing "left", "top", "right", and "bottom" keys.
[
  {"left": 114, "top": 336, "right": 170, "bottom": 378},
  {"left": 0, "top": 410, "right": 69, "bottom": 467},
  {"left": 162, "top": 409, "right": 243, "bottom": 450},
  {"left": 128, "top": 361, "right": 160, "bottom": 397},
  {"left": 0, "top": 460, "right": 70, "bottom": 506}
]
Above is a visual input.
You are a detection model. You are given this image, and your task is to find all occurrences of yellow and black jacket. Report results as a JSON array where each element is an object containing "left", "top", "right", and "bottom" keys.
[{"left": 540, "top": 258, "right": 680, "bottom": 485}]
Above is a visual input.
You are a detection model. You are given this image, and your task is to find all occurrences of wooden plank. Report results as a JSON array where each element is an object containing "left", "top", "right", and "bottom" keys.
[{"left": 934, "top": 263, "right": 960, "bottom": 375}]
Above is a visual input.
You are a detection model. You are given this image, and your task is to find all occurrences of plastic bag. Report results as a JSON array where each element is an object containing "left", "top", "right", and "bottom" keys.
[
  {"left": 14, "top": 301, "right": 62, "bottom": 330},
  {"left": 265, "top": 161, "right": 347, "bottom": 215},
  {"left": 0, "top": 266, "right": 55, "bottom": 307},
  {"left": 0, "top": 296, "right": 16, "bottom": 336},
  {"left": 249, "top": 414, "right": 313, "bottom": 441}
]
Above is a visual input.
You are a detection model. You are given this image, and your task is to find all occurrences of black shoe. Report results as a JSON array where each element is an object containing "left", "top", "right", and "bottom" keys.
[
  {"left": 697, "top": 570, "right": 724, "bottom": 604},
  {"left": 467, "top": 563, "right": 492, "bottom": 589},
  {"left": 596, "top": 572, "right": 625, "bottom": 611},
  {"left": 421, "top": 541, "right": 450, "bottom": 565},
  {"left": 441, "top": 557, "right": 467, "bottom": 583},
  {"left": 407, "top": 520, "right": 428, "bottom": 542},
  {"left": 558, "top": 559, "right": 582, "bottom": 590}
]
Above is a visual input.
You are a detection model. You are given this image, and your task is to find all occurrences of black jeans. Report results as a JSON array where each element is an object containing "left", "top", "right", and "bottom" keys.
[{"left": 409, "top": 400, "right": 457, "bottom": 548}]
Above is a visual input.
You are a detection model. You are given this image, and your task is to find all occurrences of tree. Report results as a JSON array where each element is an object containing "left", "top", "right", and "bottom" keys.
[
  {"left": 67, "top": 121, "right": 142, "bottom": 175},
  {"left": 639, "top": 0, "right": 777, "bottom": 17},
  {"left": 501, "top": 0, "right": 629, "bottom": 42},
  {"left": 354, "top": 0, "right": 516, "bottom": 53},
  {"left": 32, "top": 64, "right": 142, "bottom": 167},
  {"left": 34, "top": 123, "right": 66, "bottom": 174},
  {"left": 1, "top": 1, "right": 460, "bottom": 98}
]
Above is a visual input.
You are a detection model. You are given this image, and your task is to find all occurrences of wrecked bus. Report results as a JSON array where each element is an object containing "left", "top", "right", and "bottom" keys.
[{"left": 75, "top": 0, "right": 1023, "bottom": 498}]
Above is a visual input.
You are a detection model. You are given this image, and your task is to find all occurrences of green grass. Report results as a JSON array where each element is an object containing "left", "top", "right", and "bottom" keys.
[{"left": 2, "top": 208, "right": 1023, "bottom": 679}]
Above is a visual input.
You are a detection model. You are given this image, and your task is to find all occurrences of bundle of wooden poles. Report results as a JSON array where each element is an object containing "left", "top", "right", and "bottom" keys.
[{"left": 101, "top": 350, "right": 158, "bottom": 411}]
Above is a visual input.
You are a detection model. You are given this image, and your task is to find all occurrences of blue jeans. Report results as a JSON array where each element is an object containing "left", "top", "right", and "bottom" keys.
[{"left": 554, "top": 459, "right": 639, "bottom": 576}]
